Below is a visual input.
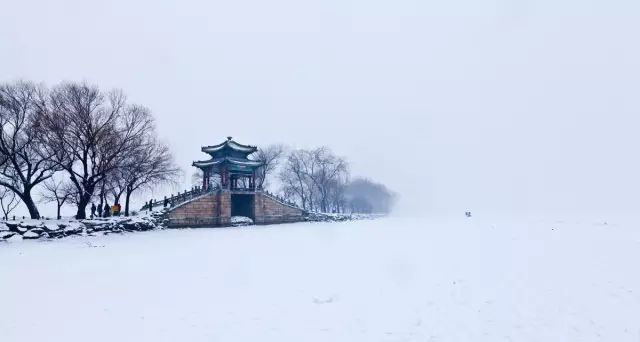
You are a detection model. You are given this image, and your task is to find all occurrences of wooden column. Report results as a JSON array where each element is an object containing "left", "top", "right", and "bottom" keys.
[
  {"left": 223, "top": 169, "right": 229, "bottom": 189},
  {"left": 251, "top": 170, "right": 256, "bottom": 190},
  {"left": 202, "top": 170, "right": 207, "bottom": 190}
]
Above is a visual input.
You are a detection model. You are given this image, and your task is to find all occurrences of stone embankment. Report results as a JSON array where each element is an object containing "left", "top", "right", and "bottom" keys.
[
  {"left": 0, "top": 210, "right": 167, "bottom": 241},
  {"left": 1, "top": 209, "right": 383, "bottom": 242}
]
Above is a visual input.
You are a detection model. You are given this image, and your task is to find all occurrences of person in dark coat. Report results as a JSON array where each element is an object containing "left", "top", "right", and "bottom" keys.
[
  {"left": 163, "top": 196, "right": 168, "bottom": 208},
  {"left": 90, "top": 203, "right": 97, "bottom": 218},
  {"left": 97, "top": 203, "right": 103, "bottom": 218},
  {"left": 104, "top": 203, "right": 111, "bottom": 217}
]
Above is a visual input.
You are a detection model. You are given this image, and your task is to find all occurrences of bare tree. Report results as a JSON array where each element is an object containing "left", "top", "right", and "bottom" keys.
[
  {"left": 40, "top": 177, "right": 74, "bottom": 219},
  {"left": 0, "top": 186, "right": 21, "bottom": 220},
  {"left": 38, "top": 82, "right": 154, "bottom": 219},
  {"left": 326, "top": 178, "right": 348, "bottom": 213},
  {"left": 106, "top": 168, "right": 127, "bottom": 206},
  {"left": 121, "top": 138, "right": 181, "bottom": 216},
  {"left": 305, "top": 147, "right": 348, "bottom": 213},
  {"left": 279, "top": 149, "right": 315, "bottom": 210},
  {"left": 251, "top": 144, "right": 286, "bottom": 190},
  {"left": 191, "top": 169, "right": 204, "bottom": 187},
  {"left": 0, "top": 81, "right": 58, "bottom": 218},
  {"left": 278, "top": 147, "right": 350, "bottom": 212},
  {"left": 93, "top": 178, "right": 109, "bottom": 218}
]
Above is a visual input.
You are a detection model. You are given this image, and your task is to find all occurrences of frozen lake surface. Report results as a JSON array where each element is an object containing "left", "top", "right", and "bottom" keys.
[{"left": 2, "top": 216, "right": 639, "bottom": 341}]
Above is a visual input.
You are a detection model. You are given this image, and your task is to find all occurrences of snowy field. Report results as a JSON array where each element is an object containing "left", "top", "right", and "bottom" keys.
[{"left": 2, "top": 216, "right": 640, "bottom": 341}]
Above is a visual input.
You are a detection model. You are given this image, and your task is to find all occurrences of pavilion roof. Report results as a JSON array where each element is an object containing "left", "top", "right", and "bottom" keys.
[
  {"left": 201, "top": 137, "right": 257, "bottom": 156},
  {"left": 192, "top": 156, "right": 263, "bottom": 169}
]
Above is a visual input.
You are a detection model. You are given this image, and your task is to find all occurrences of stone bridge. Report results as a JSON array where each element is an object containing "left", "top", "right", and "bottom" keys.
[
  {"left": 165, "top": 190, "right": 307, "bottom": 228},
  {"left": 147, "top": 137, "right": 309, "bottom": 228}
]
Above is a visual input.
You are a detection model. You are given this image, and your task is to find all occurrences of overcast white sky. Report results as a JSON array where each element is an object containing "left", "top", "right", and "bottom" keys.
[{"left": 1, "top": 0, "right": 639, "bottom": 218}]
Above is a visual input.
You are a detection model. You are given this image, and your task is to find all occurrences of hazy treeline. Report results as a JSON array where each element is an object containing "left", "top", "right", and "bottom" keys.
[
  {"left": 255, "top": 145, "right": 395, "bottom": 214},
  {"left": 0, "top": 80, "right": 181, "bottom": 219}
]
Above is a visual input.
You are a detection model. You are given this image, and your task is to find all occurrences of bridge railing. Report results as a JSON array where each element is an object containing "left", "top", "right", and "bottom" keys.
[
  {"left": 261, "top": 190, "right": 305, "bottom": 211},
  {"left": 140, "top": 186, "right": 305, "bottom": 212},
  {"left": 140, "top": 185, "right": 219, "bottom": 211}
]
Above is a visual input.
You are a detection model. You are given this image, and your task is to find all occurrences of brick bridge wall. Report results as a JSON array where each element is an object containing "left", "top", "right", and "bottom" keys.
[
  {"left": 253, "top": 192, "right": 306, "bottom": 225},
  {"left": 167, "top": 190, "right": 306, "bottom": 228},
  {"left": 167, "top": 192, "right": 231, "bottom": 227}
]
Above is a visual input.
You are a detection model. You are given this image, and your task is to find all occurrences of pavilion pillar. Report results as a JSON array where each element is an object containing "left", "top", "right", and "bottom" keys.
[
  {"left": 251, "top": 171, "right": 256, "bottom": 190},
  {"left": 202, "top": 170, "right": 207, "bottom": 190}
]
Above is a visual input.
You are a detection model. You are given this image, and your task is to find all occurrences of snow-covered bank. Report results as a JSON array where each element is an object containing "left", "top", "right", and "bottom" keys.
[
  {"left": 0, "top": 211, "right": 383, "bottom": 241},
  {"left": 2, "top": 216, "right": 639, "bottom": 341},
  {"left": 0, "top": 210, "right": 167, "bottom": 241},
  {"left": 305, "top": 212, "right": 385, "bottom": 222}
]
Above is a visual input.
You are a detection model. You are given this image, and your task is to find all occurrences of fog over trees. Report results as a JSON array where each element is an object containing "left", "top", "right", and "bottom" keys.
[{"left": 257, "top": 145, "right": 395, "bottom": 214}]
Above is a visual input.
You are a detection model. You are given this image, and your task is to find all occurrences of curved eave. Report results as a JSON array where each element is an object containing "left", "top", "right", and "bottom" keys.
[
  {"left": 192, "top": 159, "right": 223, "bottom": 168},
  {"left": 192, "top": 158, "right": 263, "bottom": 168},
  {"left": 201, "top": 141, "right": 258, "bottom": 154},
  {"left": 227, "top": 159, "right": 263, "bottom": 167}
]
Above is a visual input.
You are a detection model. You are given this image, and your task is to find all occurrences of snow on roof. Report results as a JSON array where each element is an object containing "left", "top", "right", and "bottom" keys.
[
  {"left": 192, "top": 159, "right": 224, "bottom": 167},
  {"left": 226, "top": 157, "right": 263, "bottom": 166},
  {"left": 201, "top": 138, "right": 257, "bottom": 155},
  {"left": 193, "top": 157, "right": 263, "bottom": 168}
]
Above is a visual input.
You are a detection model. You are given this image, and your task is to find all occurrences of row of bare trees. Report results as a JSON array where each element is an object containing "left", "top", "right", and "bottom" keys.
[
  {"left": 0, "top": 80, "right": 181, "bottom": 219},
  {"left": 252, "top": 145, "right": 395, "bottom": 214},
  {"left": 279, "top": 147, "right": 349, "bottom": 212}
]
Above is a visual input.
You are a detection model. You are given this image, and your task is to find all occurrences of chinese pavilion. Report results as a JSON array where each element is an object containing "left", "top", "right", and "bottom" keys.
[
  {"left": 192, "top": 137, "right": 263, "bottom": 191},
  {"left": 165, "top": 136, "right": 306, "bottom": 227}
]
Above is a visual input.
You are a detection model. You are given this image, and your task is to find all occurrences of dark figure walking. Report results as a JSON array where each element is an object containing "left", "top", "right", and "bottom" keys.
[
  {"left": 97, "top": 203, "right": 103, "bottom": 218},
  {"left": 148, "top": 199, "right": 153, "bottom": 212},
  {"left": 163, "top": 196, "right": 168, "bottom": 208},
  {"left": 90, "top": 203, "right": 97, "bottom": 218},
  {"left": 104, "top": 203, "right": 111, "bottom": 217}
]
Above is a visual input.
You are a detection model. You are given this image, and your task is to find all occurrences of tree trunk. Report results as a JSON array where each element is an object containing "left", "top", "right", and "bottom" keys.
[
  {"left": 124, "top": 187, "right": 133, "bottom": 217},
  {"left": 56, "top": 204, "right": 62, "bottom": 220},
  {"left": 99, "top": 189, "right": 104, "bottom": 208},
  {"left": 76, "top": 195, "right": 90, "bottom": 219},
  {"left": 113, "top": 188, "right": 125, "bottom": 205},
  {"left": 75, "top": 183, "right": 97, "bottom": 219},
  {"left": 21, "top": 191, "right": 41, "bottom": 219}
]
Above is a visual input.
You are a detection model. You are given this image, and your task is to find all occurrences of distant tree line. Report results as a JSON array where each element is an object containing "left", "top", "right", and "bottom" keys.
[
  {"left": 0, "top": 80, "right": 181, "bottom": 219},
  {"left": 255, "top": 145, "right": 395, "bottom": 214}
]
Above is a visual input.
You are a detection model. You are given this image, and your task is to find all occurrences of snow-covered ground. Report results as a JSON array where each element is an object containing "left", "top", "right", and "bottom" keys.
[{"left": 1, "top": 216, "right": 639, "bottom": 341}]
